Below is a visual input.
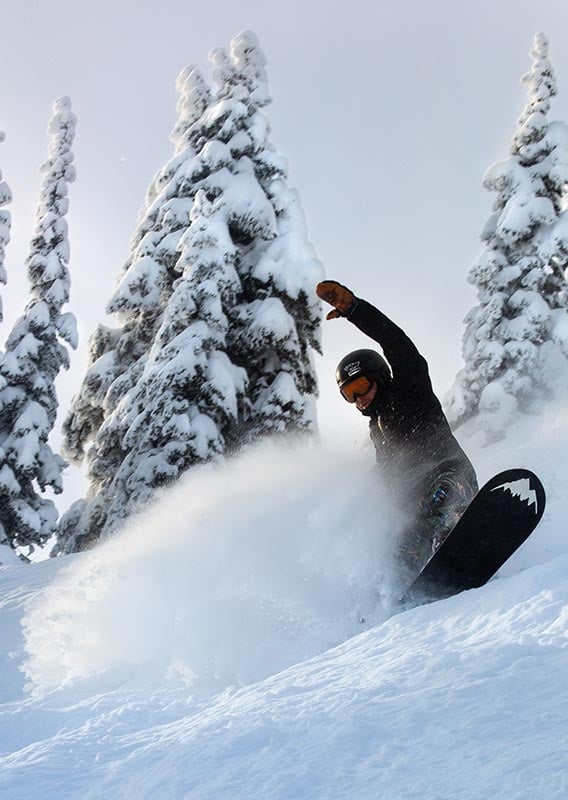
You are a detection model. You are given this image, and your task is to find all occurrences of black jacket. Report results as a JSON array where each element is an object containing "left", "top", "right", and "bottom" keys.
[{"left": 347, "top": 298, "right": 477, "bottom": 501}]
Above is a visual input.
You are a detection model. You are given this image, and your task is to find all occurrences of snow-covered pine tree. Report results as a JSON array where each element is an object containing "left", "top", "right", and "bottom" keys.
[
  {"left": 209, "top": 32, "right": 324, "bottom": 436},
  {"left": 0, "top": 97, "right": 77, "bottom": 554},
  {"left": 0, "top": 132, "right": 12, "bottom": 323},
  {"left": 56, "top": 33, "right": 323, "bottom": 553},
  {"left": 446, "top": 33, "right": 568, "bottom": 440}
]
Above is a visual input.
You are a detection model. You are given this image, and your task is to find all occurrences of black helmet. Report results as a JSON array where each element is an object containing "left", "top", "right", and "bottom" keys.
[{"left": 335, "top": 349, "right": 391, "bottom": 392}]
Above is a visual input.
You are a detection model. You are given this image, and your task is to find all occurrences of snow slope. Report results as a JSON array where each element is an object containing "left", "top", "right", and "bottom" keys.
[{"left": 1, "top": 408, "right": 568, "bottom": 799}]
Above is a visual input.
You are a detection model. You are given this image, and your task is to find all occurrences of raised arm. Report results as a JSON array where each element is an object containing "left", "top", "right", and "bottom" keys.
[{"left": 316, "top": 280, "right": 430, "bottom": 386}]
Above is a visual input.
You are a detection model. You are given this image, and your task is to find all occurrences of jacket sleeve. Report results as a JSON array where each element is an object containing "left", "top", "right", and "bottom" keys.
[{"left": 346, "top": 298, "right": 431, "bottom": 388}]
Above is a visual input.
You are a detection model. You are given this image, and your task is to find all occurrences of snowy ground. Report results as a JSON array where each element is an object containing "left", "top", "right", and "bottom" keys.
[{"left": 1, "top": 407, "right": 568, "bottom": 799}]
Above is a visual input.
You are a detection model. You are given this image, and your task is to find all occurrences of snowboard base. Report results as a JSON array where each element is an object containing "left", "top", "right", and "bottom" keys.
[{"left": 400, "top": 468, "right": 546, "bottom": 606}]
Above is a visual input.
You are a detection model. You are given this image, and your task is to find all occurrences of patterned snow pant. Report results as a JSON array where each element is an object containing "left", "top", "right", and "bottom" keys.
[{"left": 398, "top": 461, "right": 479, "bottom": 576}]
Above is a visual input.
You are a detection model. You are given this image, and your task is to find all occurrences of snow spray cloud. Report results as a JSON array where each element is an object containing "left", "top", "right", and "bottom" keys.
[{"left": 22, "top": 440, "right": 402, "bottom": 695}]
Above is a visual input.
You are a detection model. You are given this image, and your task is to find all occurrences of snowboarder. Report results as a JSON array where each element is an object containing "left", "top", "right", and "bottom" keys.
[{"left": 316, "top": 280, "right": 479, "bottom": 571}]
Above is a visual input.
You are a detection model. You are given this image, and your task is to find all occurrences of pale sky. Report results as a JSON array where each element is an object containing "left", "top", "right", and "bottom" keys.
[{"left": 1, "top": 0, "right": 567, "bottom": 507}]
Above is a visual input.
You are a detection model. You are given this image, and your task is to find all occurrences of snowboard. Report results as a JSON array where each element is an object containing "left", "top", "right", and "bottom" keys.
[{"left": 401, "top": 468, "right": 546, "bottom": 606}]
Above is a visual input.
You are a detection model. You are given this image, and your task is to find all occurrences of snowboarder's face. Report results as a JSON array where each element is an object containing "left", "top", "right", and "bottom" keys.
[{"left": 354, "top": 380, "right": 378, "bottom": 412}]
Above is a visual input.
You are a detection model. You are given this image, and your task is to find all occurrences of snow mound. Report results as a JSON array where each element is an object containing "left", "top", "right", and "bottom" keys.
[
  {"left": 1, "top": 403, "right": 568, "bottom": 798},
  {"left": 3, "top": 552, "right": 568, "bottom": 800},
  {"left": 22, "top": 441, "right": 402, "bottom": 694}
]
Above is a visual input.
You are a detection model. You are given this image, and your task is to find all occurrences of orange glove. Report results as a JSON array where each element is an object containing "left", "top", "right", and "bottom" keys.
[{"left": 316, "top": 280, "right": 356, "bottom": 320}]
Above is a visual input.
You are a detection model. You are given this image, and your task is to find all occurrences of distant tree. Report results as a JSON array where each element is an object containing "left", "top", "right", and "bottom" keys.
[
  {"left": 0, "top": 98, "right": 77, "bottom": 554},
  {"left": 446, "top": 33, "right": 568, "bottom": 440},
  {"left": 56, "top": 33, "right": 323, "bottom": 553},
  {"left": 0, "top": 132, "right": 12, "bottom": 323}
]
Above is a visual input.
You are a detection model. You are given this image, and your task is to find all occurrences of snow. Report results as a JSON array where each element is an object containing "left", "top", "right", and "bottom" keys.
[
  {"left": 207, "top": 350, "right": 247, "bottom": 418},
  {"left": 0, "top": 180, "right": 11, "bottom": 208},
  {"left": 107, "top": 255, "right": 167, "bottom": 313},
  {"left": 55, "top": 311, "right": 79, "bottom": 349},
  {"left": 247, "top": 296, "right": 298, "bottom": 343},
  {"left": 0, "top": 404, "right": 567, "bottom": 797},
  {"left": 214, "top": 169, "right": 278, "bottom": 240},
  {"left": 0, "top": 464, "right": 19, "bottom": 495},
  {"left": 0, "top": 544, "right": 20, "bottom": 566}
]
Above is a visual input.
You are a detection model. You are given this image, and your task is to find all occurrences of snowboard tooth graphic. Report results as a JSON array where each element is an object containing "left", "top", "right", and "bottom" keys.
[{"left": 491, "top": 478, "right": 538, "bottom": 514}]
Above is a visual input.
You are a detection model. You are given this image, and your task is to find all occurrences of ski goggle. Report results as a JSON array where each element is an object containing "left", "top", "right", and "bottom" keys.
[{"left": 340, "top": 375, "right": 373, "bottom": 403}]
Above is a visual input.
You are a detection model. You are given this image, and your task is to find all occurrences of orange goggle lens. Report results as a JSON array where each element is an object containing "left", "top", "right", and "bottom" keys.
[{"left": 340, "top": 375, "right": 373, "bottom": 403}]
